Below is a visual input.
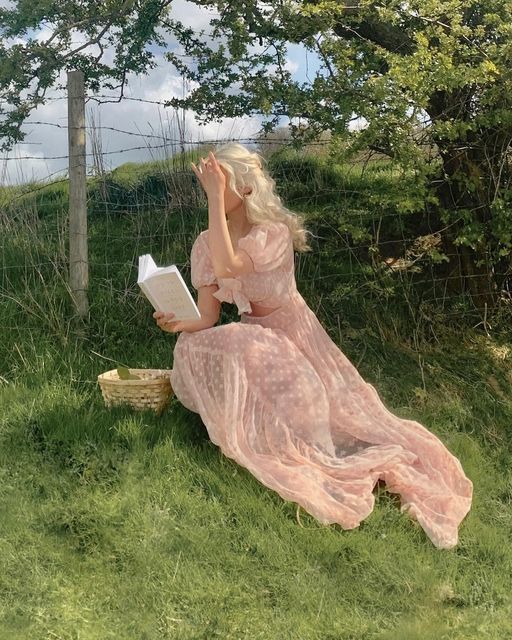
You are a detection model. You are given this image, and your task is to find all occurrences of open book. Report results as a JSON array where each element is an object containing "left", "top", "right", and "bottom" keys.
[{"left": 137, "top": 254, "right": 201, "bottom": 322}]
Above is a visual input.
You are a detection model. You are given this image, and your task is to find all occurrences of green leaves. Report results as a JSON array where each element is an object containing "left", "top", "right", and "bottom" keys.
[{"left": 116, "top": 367, "right": 141, "bottom": 380}]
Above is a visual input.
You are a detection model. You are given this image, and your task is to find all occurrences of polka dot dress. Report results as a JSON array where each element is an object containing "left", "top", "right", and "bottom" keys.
[{"left": 170, "top": 221, "right": 473, "bottom": 549}]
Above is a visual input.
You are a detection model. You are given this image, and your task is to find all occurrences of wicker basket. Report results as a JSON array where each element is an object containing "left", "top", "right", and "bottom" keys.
[{"left": 97, "top": 368, "right": 174, "bottom": 415}]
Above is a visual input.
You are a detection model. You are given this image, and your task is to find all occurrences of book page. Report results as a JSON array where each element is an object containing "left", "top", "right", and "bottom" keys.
[
  {"left": 138, "top": 254, "right": 158, "bottom": 281},
  {"left": 144, "top": 272, "right": 200, "bottom": 321}
]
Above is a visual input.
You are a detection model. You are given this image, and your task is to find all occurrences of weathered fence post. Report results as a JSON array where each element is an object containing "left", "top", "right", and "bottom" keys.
[{"left": 67, "top": 69, "right": 89, "bottom": 324}]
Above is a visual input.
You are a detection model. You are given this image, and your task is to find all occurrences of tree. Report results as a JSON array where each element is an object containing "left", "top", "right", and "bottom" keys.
[{"left": 1, "top": 0, "right": 511, "bottom": 311}]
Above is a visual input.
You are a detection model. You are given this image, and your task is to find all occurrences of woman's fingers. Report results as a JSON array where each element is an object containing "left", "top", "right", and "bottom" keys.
[
  {"left": 158, "top": 319, "right": 183, "bottom": 333},
  {"left": 191, "top": 162, "right": 204, "bottom": 183},
  {"left": 191, "top": 161, "right": 205, "bottom": 178},
  {"left": 152, "top": 310, "right": 184, "bottom": 332},
  {"left": 191, "top": 155, "right": 224, "bottom": 197},
  {"left": 154, "top": 312, "right": 176, "bottom": 325}
]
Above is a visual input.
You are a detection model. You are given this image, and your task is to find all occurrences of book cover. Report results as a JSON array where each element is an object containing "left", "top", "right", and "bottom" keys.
[{"left": 137, "top": 254, "right": 201, "bottom": 322}]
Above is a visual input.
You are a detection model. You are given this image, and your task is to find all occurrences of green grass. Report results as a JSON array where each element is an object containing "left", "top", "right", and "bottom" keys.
[{"left": 1, "top": 153, "right": 512, "bottom": 639}]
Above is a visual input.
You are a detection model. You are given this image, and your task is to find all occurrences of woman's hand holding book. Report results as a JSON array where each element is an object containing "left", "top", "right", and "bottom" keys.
[
  {"left": 153, "top": 311, "right": 185, "bottom": 333},
  {"left": 153, "top": 310, "right": 214, "bottom": 334}
]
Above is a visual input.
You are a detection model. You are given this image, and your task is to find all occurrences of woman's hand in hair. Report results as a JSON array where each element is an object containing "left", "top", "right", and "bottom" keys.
[{"left": 190, "top": 151, "right": 226, "bottom": 199}]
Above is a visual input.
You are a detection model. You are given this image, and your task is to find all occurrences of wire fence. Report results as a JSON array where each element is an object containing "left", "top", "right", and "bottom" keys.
[{"left": 1, "top": 95, "right": 511, "bottom": 344}]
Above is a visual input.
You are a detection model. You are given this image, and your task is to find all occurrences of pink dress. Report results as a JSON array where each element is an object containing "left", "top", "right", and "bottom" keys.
[{"left": 170, "top": 221, "right": 473, "bottom": 549}]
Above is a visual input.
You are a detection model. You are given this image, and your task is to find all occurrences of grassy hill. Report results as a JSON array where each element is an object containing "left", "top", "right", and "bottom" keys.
[{"left": 0, "top": 151, "right": 511, "bottom": 639}]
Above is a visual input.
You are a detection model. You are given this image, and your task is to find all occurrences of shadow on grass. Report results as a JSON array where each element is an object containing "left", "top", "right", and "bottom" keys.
[{"left": 3, "top": 384, "right": 213, "bottom": 485}]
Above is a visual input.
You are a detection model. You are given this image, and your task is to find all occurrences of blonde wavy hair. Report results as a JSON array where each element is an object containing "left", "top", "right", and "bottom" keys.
[{"left": 211, "top": 142, "right": 312, "bottom": 253}]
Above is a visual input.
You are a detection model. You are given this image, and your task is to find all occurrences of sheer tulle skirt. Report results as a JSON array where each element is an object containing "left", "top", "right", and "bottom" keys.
[{"left": 170, "top": 290, "right": 473, "bottom": 549}]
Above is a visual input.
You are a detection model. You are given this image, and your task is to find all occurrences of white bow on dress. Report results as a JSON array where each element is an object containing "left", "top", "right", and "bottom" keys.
[{"left": 212, "top": 278, "right": 252, "bottom": 314}]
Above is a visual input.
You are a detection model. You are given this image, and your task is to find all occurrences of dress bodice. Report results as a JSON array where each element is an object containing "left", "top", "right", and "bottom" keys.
[{"left": 190, "top": 221, "right": 298, "bottom": 315}]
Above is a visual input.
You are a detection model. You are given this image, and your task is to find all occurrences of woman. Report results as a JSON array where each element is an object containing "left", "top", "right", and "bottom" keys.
[{"left": 154, "top": 142, "right": 473, "bottom": 550}]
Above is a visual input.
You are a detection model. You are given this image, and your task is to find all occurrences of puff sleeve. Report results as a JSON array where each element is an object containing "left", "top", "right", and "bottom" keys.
[
  {"left": 190, "top": 232, "right": 217, "bottom": 289},
  {"left": 238, "top": 221, "right": 291, "bottom": 272}
]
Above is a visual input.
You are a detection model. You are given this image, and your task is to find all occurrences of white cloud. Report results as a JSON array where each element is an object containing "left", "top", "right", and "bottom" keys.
[
  {"left": 1, "top": 5, "right": 322, "bottom": 185},
  {"left": 285, "top": 58, "right": 300, "bottom": 75},
  {"left": 169, "top": 0, "right": 219, "bottom": 32},
  {"left": 0, "top": 54, "right": 265, "bottom": 185}
]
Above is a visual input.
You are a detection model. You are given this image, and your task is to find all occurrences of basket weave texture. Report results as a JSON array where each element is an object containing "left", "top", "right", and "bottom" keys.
[{"left": 97, "top": 368, "right": 174, "bottom": 414}]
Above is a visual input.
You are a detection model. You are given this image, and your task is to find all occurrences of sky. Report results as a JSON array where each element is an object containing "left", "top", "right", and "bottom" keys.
[{"left": 0, "top": 0, "right": 327, "bottom": 186}]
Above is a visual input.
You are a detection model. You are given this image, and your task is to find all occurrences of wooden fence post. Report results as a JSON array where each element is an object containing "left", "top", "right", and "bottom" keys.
[{"left": 67, "top": 69, "right": 89, "bottom": 323}]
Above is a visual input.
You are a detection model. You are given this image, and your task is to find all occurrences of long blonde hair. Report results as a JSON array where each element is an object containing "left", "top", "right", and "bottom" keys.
[{"left": 211, "top": 142, "right": 312, "bottom": 252}]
